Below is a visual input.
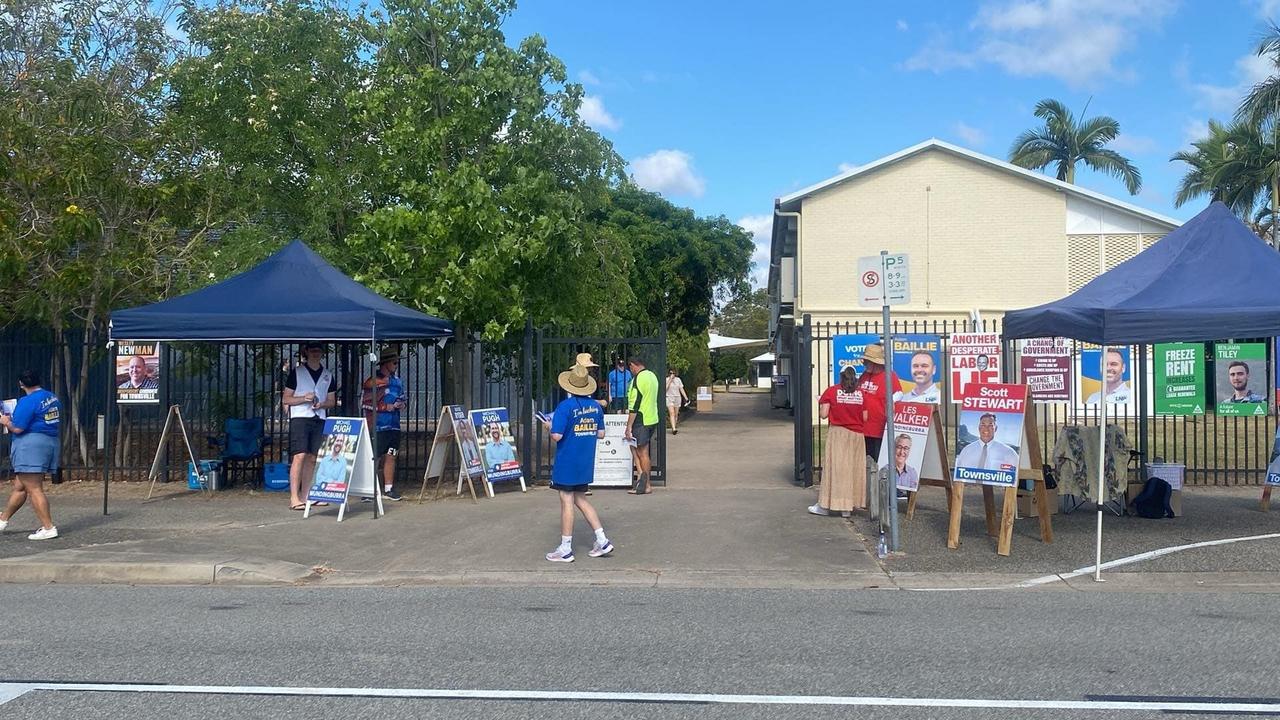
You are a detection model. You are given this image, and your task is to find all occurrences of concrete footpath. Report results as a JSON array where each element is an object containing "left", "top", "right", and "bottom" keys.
[{"left": 0, "top": 390, "right": 1277, "bottom": 590}]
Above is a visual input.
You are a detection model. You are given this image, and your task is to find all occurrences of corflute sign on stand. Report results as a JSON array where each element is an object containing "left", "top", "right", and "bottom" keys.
[
  {"left": 469, "top": 406, "right": 526, "bottom": 496},
  {"left": 593, "top": 414, "right": 632, "bottom": 487},
  {"left": 952, "top": 383, "right": 1027, "bottom": 488},
  {"left": 875, "top": 402, "right": 933, "bottom": 492},
  {"left": 306, "top": 417, "right": 381, "bottom": 521},
  {"left": 949, "top": 333, "right": 1001, "bottom": 402}
]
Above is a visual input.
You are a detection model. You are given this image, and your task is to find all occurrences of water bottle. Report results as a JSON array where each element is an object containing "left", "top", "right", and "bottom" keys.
[{"left": 877, "top": 529, "right": 888, "bottom": 559}]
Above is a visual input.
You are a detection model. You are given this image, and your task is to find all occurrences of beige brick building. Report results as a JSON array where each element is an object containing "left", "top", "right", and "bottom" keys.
[{"left": 766, "top": 139, "right": 1180, "bottom": 402}]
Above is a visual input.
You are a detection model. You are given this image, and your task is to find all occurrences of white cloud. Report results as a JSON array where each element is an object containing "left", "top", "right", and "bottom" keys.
[
  {"left": 1108, "top": 133, "right": 1158, "bottom": 155},
  {"left": 578, "top": 70, "right": 601, "bottom": 86},
  {"left": 837, "top": 162, "right": 859, "bottom": 174},
  {"left": 952, "top": 121, "right": 987, "bottom": 148},
  {"left": 904, "top": 0, "right": 1175, "bottom": 87},
  {"left": 737, "top": 214, "right": 773, "bottom": 288},
  {"left": 1181, "top": 119, "right": 1210, "bottom": 148},
  {"left": 630, "top": 149, "right": 706, "bottom": 197},
  {"left": 1190, "top": 53, "right": 1275, "bottom": 114},
  {"left": 1256, "top": 0, "right": 1280, "bottom": 20},
  {"left": 896, "top": 19, "right": 909, "bottom": 31},
  {"left": 579, "top": 96, "right": 621, "bottom": 131}
]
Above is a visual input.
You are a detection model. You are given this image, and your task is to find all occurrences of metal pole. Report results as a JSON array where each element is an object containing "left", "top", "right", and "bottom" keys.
[
  {"left": 103, "top": 339, "right": 114, "bottom": 515},
  {"left": 881, "top": 250, "right": 899, "bottom": 551},
  {"left": 520, "top": 318, "right": 534, "bottom": 483},
  {"left": 1094, "top": 346, "right": 1106, "bottom": 582}
]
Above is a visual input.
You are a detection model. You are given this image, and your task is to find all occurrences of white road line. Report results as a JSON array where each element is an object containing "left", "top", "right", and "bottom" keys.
[{"left": 1, "top": 681, "right": 1279, "bottom": 713}]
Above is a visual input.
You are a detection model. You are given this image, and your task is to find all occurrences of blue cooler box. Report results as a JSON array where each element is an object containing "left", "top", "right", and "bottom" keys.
[
  {"left": 263, "top": 462, "right": 290, "bottom": 492},
  {"left": 187, "top": 460, "right": 222, "bottom": 490}
]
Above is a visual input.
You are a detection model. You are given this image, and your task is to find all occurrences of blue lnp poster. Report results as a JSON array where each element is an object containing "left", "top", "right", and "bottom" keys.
[
  {"left": 890, "top": 334, "right": 942, "bottom": 404},
  {"left": 307, "top": 417, "right": 363, "bottom": 504},
  {"left": 470, "top": 407, "right": 523, "bottom": 484},
  {"left": 831, "top": 333, "right": 879, "bottom": 386}
]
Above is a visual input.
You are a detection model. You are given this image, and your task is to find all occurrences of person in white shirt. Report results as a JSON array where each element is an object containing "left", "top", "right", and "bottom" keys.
[
  {"left": 1084, "top": 348, "right": 1131, "bottom": 404},
  {"left": 955, "top": 413, "right": 1019, "bottom": 470},
  {"left": 893, "top": 351, "right": 940, "bottom": 404},
  {"left": 283, "top": 342, "right": 338, "bottom": 511},
  {"left": 665, "top": 368, "right": 689, "bottom": 434}
]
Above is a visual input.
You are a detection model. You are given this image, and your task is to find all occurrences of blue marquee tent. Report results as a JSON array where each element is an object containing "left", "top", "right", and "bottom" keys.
[
  {"left": 110, "top": 240, "right": 452, "bottom": 341},
  {"left": 1003, "top": 201, "right": 1280, "bottom": 345}
]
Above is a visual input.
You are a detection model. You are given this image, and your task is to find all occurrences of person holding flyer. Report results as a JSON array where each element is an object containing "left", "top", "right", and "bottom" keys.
[
  {"left": 284, "top": 341, "right": 337, "bottom": 511},
  {"left": 0, "top": 370, "right": 61, "bottom": 540},
  {"left": 542, "top": 361, "right": 614, "bottom": 563},
  {"left": 810, "top": 365, "right": 867, "bottom": 517},
  {"left": 855, "top": 343, "right": 898, "bottom": 461}
]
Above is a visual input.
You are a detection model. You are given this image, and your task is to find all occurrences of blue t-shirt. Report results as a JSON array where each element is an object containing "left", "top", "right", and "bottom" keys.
[
  {"left": 608, "top": 368, "right": 633, "bottom": 398},
  {"left": 550, "top": 395, "right": 604, "bottom": 487},
  {"left": 11, "top": 389, "right": 60, "bottom": 437}
]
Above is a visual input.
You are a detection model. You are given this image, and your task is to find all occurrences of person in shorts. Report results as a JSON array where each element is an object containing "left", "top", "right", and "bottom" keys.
[
  {"left": 541, "top": 360, "right": 614, "bottom": 563},
  {"left": 283, "top": 342, "right": 337, "bottom": 510},
  {"left": 0, "top": 370, "right": 62, "bottom": 540},
  {"left": 625, "top": 355, "right": 660, "bottom": 494},
  {"left": 362, "top": 346, "right": 406, "bottom": 501}
]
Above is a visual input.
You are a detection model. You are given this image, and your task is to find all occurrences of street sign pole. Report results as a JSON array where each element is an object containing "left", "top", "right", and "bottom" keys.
[{"left": 881, "top": 251, "right": 899, "bottom": 553}]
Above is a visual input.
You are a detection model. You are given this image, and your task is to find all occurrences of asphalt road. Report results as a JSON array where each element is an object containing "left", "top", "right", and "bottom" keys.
[{"left": 1, "top": 585, "right": 1275, "bottom": 719}]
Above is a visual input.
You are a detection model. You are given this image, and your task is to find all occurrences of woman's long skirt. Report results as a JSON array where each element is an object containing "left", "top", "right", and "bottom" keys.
[{"left": 820, "top": 425, "right": 867, "bottom": 512}]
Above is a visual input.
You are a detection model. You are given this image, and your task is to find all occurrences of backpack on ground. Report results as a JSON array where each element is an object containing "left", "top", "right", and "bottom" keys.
[{"left": 1131, "top": 476, "right": 1174, "bottom": 519}]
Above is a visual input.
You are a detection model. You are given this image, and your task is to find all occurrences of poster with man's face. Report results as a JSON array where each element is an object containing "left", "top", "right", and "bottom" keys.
[
  {"left": 470, "top": 407, "right": 524, "bottom": 484},
  {"left": 1215, "top": 342, "right": 1268, "bottom": 416},
  {"left": 116, "top": 341, "right": 161, "bottom": 404},
  {"left": 307, "top": 418, "right": 361, "bottom": 504},
  {"left": 890, "top": 335, "right": 942, "bottom": 404},
  {"left": 1080, "top": 346, "right": 1132, "bottom": 406}
]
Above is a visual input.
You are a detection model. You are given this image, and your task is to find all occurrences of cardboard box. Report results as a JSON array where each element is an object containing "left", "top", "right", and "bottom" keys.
[
  {"left": 695, "top": 386, "right": 713, "bottom": 412},
  {"left": 1017, "top": 485, "right": 1058, "bottom": 517}
]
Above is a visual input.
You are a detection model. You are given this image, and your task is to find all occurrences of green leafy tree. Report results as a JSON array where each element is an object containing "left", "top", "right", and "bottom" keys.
[
  {"left": 0, "top": 0, "right": 192, "bottom": 464},
  {"left": 711, "top": 350, "right": 749, "bottom": 386},
  {"left": 1008, "top": 98, "right": 1142, "bottom": 195},
  {"left": 712, "top": 288, "right": 769, "bottom": 339}
]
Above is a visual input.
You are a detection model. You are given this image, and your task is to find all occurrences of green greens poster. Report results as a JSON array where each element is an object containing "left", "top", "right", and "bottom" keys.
[
  {"left": 1215, "top": 342, "right": 1269, "bottom": 416},
  {"left": 1154, "top": 343, "right": 1204, "bottom": 415}
]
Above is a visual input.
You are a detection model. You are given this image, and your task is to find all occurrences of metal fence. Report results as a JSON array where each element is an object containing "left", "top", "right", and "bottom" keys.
[{"left": 795, "top": 316, "right": 1277, "bottom": 487}]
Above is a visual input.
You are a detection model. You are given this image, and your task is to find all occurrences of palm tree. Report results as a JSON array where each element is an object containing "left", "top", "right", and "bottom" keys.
[
  {"left": 1236, "top": 22, "right": 1280, "bottom": 246},
  {"left": 1008, "top": 98, "right": 1142, "bottom": 195},
  {"left": 1174, "top": 119, "right": 1280, "bottom": 245}
]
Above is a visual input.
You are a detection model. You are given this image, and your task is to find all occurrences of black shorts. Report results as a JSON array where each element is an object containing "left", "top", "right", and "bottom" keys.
[
  {"left": 377, "top": 429, "right": 401, "bottom": 456},
  {"left": 633, "top": 422, "right": 657, "bottom": 447},
  {"left": 289, "top": 417, "right": 326, "bottom": 457},
  {"left": 550, "top": 483, "right": 590, "bottom": 493}
]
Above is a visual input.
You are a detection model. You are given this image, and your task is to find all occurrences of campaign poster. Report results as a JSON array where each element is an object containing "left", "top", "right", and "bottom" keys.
[
  {"left": 952, "top": 383, "right": 1027, "bottom": 488},
  {"left": 1215, "top": 342, "right": 1268, "bottom": 416},
  {"left": 116, "top": 341, "right": 161, "bottom": 405},
  {"left": 831, "top": 333, "right": 878, "bottom": 385},
  {"left": 307, "top": 418, "right": 362, "bottom": 504},
  {"left": 593, "top": 414, "right": 633, "bottom": 487},
  {"left": 450, "top": 405, "right": 487, "bottom": 481},
  {"left": 1154, "top": 343, "right": 1205, "bottom": 416},
  {"left": 891, "top": 334, "right": 942, "bottom": 404},
  {"left": 470, "top": 407, "right": 523, "bottom": 484},
  {"left": 875, "top": 401, "right": 933, "bottom": 492},
  {"left": 1080, "top": 345, "right": 1132, "bottom": 405},
  {"left": 948, "top": 333, "right": 1000, "bottom": 403},
  {"left": 1018, "top": 338, "right": 1071, "bottom": 403}
]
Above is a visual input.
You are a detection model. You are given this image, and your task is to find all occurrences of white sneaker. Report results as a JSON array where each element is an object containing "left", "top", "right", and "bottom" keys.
[
  {"left": 588, "top": 540, "right": 614, "bottom": 557},
  {"left": 0, "top": 518, "right": 8, "bottom": 532},
  {"left": 545, "top": 547, "right": 575, "bottom": 563},
  {"left": 28, "top": 526, "right": 58, "bottom": 541},
  {"left": 807, "top": 503, "right": 830, "bottom": 516}
]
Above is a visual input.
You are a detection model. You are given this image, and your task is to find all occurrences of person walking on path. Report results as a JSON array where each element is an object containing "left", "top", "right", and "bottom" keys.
[
  {"left": 283, "top": 342, "right": 337, "bottom": 511},
  {"left": 855, "top": 343, "right": 898, "bottom": 462},
  {"left": 625, "top": 356, "right": 661, "bottom": 494},
  {"left": 665, "top": 368, "right": 689, "bottom": 435},
  {"left": 0, "top": 370, "right": 62, "bottom": 540},
  {"left": 542, "top": 361, "right": 614, "bottom": 563},
  {"left": 362, "top": 347, "right": 406, "bottom": 501},
  {"left": 810, "top": 365, "right": 867, "bottom": 517}
]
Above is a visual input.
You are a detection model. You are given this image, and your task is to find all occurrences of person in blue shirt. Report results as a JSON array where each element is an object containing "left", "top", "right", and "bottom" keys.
[
  {"left": 0, "top": 370, "right": 61, "bottom": 540},
  {"left": 606, "top": 358, "right": 633, "bottom": 413},
  {"left": 361, "top": 347, "right": 406, "bottom": 501},
  {"left": 541, "top": 361, "right": 614, "bottom": 562}
]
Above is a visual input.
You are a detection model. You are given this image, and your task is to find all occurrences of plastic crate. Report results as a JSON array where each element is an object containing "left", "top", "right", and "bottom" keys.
[
  {"left": 187, "top": 460, "right": 222, "bottom": 490},
  {"left": 263, "top": 462, "right": 290, "bottom": 492}
]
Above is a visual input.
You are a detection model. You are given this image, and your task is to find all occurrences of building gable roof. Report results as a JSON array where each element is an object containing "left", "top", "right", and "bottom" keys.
[{"left": 775, "top": 138, "right": 1181, "bottom": 229}]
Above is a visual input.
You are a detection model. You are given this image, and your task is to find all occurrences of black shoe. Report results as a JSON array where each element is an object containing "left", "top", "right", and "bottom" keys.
[
  {"left": 672, "top": 429, "right": 678, "bottom": 435},
  {"left": 383, "top": 488, "right": 402, "bottom": 501}
]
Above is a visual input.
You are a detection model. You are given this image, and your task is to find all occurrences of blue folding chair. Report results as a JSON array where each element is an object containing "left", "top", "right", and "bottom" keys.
[{"left": 209, "top": 418, "right": 271, "bottom": 488}]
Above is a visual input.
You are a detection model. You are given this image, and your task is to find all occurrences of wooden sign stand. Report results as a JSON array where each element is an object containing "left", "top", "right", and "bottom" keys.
[
  {"left": 905, "top": 407, "right": 954, "bottom": 520},
  {"left": 1263, "top": 485, "right": 1273, "bottom": 512},
  {"left": 946, "top": 410, "right": 1054, "bottom": 556},
  {"left": 418, "top": 406, "right": 479, "bottom": 504},
  {"left": 146, "top": 405, "right": 204, "bottom": 499}
]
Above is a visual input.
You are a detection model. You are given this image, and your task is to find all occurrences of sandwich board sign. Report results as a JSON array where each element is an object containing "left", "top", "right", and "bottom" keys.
[
  {"left": 593, "top": 413, "right": 633, "bottom": 487},
  {"left": 469, "top": 406, "right": 527, "bottom": 496},
  {"left": 305, "top": 417, "right": 382, "bottom": 521},
  {"left": 419, "top": 405, "right": 486, "bottom": 502}
]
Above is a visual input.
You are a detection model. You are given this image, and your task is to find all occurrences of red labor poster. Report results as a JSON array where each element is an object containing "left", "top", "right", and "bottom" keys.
[{"left": 949, "top": 333, "right": 1001, "bottom": 403}]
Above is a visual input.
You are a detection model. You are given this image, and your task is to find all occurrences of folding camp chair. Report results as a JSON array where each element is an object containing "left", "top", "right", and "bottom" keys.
[{"left": 209, "top": 417, "right": 271, "bottom": 488}]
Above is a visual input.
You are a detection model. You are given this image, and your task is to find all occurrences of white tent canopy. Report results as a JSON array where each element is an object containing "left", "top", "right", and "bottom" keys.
[
  {"left": 749, "top": 352, "right": 775, "bottom": 363},
  {"left": 708, "top": 333, "right": 768, "bottom": 350}
]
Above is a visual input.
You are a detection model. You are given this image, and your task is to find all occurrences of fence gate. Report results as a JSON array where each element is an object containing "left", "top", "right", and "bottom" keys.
[{"left": 522, "top": 324, "right": 669, "bottom": 487}]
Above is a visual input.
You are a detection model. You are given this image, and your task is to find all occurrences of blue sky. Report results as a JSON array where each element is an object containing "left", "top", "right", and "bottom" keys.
[{"left": 504, "top": 0, "right": 1280, "bottom": 285}]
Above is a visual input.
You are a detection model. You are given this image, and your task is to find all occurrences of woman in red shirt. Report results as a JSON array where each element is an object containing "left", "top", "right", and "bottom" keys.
[
  {"left": 810, "top": 365, "right": 867, "bottom": 516},
  {"left": 856, "top": 343, "right": 899, "bottom": 462}
]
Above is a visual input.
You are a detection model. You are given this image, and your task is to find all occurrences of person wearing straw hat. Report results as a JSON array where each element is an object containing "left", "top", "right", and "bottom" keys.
[
  {"left": 361, "top": 346, "right": 406, "bottom": 501},
  {"left": 571, "top": 352, "right": 608, "bottom": 409},
  {"left": 541, "top": 361, "right": 615, "bottom": 562},
  {"left": 855, "top": 343, "right": 898, "bottom": 462}
]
